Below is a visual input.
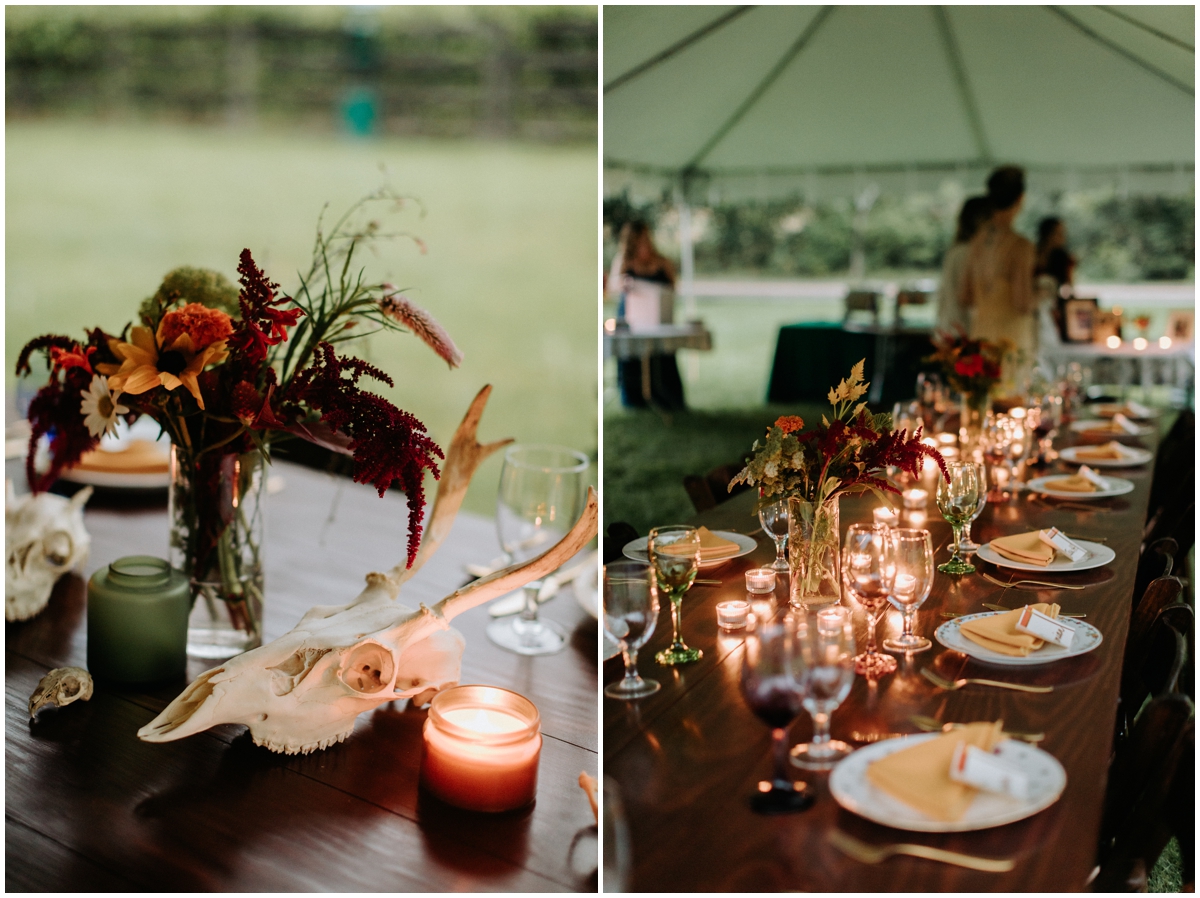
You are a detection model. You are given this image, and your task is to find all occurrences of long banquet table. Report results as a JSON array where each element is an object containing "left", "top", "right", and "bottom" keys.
[
  {"left": 7, "top": 461, "right": 598, "bottom": 891},
  {"left": 604, "top": 424, "right": 1164, "bottom": 892}
]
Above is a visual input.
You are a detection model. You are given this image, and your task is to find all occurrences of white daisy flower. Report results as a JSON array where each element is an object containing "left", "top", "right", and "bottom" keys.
[{"left": 80, "top": 375, "right": 129, "bottom": 438}]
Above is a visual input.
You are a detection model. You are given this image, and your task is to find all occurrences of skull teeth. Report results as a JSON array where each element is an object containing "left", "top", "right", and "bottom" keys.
[{"left": 252, "top": 727, "right": 353, "bottom": 755}]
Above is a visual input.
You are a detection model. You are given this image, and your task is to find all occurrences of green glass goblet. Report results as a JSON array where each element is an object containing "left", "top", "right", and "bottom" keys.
[
  {"left": 936, "top": 462, "right": 982, "bottom": 575},
  {"left": 649, "top": 525, "right": 703, "bottom": 665}
]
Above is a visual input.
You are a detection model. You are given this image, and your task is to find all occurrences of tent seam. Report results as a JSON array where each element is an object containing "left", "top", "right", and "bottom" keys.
[{"left": 933, "top": 6, "right": 993, "bottom": 165}]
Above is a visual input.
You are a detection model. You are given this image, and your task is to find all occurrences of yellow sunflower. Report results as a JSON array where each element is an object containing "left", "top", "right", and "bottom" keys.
[{"left": 100, "top": 325, "right": 228, "bottom": 411}]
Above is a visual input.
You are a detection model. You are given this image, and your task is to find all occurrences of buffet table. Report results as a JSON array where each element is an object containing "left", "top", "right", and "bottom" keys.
[
  {"left": 604, "top": 427, "right": 1161, "bottom": 891},
  {"left": 7, "top": 462, "right": 598, "bottom": 891}
]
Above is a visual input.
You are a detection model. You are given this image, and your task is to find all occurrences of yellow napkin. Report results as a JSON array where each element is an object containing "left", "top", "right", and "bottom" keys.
[
  {"left": 71, "top": 440, "right": 170, "bottom": 474},
  {"left": 1082, "top": 422, "right": 1124, "bottom": 435},
  {"left": 866, "top": 721, "right": 1006, "bottom": 821},
  {"left": 1042, "top": 474, "right": 1097, "bottom": 492},
  {"left": 657, "top": 526, "right": 740, "bottom": 560},
  {"left": 990, "top": 531, "right": 1055, "bottom": 567},
  {"left": 1073, "top": 441, "right": 1126, "bottom": 460},
  {"left": 960, "top": 602, "right": 1062, "bottom": 656}
]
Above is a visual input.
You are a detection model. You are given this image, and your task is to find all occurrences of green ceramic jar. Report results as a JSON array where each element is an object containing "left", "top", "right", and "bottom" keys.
[{"left": 87, "top": 556, "right": 190, "bottom": 684}]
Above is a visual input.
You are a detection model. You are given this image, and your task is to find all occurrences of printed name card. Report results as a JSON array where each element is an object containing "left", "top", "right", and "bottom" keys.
[
  {"left": 949, "top": 742, "right": 1031, "bottom": 801},
  {"left": 1077, "top": 465, "right": 1108, "bottom": 489},
  {"left": 1014, "top": 606, "right": 1076, "bottom": 648},
  {"left": 1112, "top": 413, "right": 1141, "bottom": 434},
  {"left": 1038, "top": 527, "right": 1089, "bottom": 563}
]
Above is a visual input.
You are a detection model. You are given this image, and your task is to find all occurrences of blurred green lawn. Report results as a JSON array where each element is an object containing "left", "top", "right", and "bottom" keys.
[{"left": 6, "top": 120, "right": 597, "bottom": 516}]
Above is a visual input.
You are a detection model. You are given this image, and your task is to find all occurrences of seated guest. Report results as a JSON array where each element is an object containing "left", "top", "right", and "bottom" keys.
[{"left": 936, "top": 194, "right": 991, "bottom": 334}]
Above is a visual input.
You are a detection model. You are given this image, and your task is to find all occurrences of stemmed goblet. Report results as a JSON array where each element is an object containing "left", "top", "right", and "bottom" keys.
[
  {"left": 648, "top": 525, "right": 702, "bottom": 665},
  {"left": 790, "top": 606, "right": 856, "bottom": 770},
  {"left": 603, "top": 560, "right": 660, "bottom": 700},
  {"left": 487, "top": 444, "right": 588, "bottom": 655},
  {"left": 740, "top": 615, "right": 815, "bottom": 814},
  {"left": 956, "top": 461, "right": 988, "bottom": 555},
  {"left": 758, "top": 494, "right": 790, "bottom": 572},
  {"left": 841, "top": 523, "right": 896, "bottom": 677},
  {"left": 882, "top": 528, "right": 935, "bottom": 654},
  {"left": 936, "top": 462, "right": 983, "bottom": 575}
]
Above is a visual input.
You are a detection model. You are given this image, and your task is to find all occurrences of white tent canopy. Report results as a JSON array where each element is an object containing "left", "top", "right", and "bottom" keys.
[{"left": 604, "top": 5, "right": 1195, "bottom": 199}]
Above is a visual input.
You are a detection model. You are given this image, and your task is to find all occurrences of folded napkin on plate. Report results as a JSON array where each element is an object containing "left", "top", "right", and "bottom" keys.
[
  {"left": 990, "top": 531, "right": 1055, "bottom": 567},
  {"left": 71, "top": 439, "right": 170, "bottom": 474},
  {"left": 657, "top": 525, "right": 741, "bottom": 560},
  {"left": 960, "top": 602, "right": 1062, "bottom": 656},
  {"left": 1042, "top": 474, "right": 1097, "bottom": 492},
  {"left": 1073, "top": 441, "right": 1130, "bottom": 461},
  {"left": 866, "top": 721, "right": 1007, "bottom": 821}
]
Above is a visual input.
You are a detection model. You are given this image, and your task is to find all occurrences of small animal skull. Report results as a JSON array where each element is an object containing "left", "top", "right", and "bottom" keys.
[
  {"left": 6, "top": 482, "right": 93, "bottom": 622},
  {"left": 138, "top": 386, "right": 599, "bottom": 755},
  {"left": 29, "top": 666, "right": 94, "bottom": 718}
]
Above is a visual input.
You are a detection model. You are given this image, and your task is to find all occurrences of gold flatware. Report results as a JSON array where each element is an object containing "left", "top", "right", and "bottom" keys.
[
  {"left": 981, "top": 572, "right": 1087, "bottom": 591},
  {"left": 982, "top": 602, "right": 1084, "bottom": 618},
  {"left": 828, "top": 829, "right": 1015, "bottom": 873},
  {"left": 692, "top": 579, "right": 723, "bottom": 586},
  {"left": 920, "top": 667, "right": 1053, "bottom": 694},
  {"left": 909, "top": 714, "right": 1044, "bottom": 743},
  {"left": 848, "top": 731, "right": 912, "bottom": 744},
  {"left": 1064, "top": 533, "right": 1107, "bottom": 543}
]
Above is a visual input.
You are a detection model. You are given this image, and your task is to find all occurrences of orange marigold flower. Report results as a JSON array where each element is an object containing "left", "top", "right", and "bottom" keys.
[
  {"left": 158, "top": 303, "right": 234, "bottom": 351},
  {"left": 775, "top": 415, "right": 804, "bottom": 434}
]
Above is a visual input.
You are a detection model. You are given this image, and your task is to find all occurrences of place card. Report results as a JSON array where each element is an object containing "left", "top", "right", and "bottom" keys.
[
  {"left": 949, "top": 743, "right": 1031, "bottom": 800},
  {"left": 1077, "top": 465, "right": 1108, "bottom": 489},
  {"left": 1038, "top": 527, "right": 1089, "bottom": 563},
  {"left": 1125, "top": 400, "right": 1152, "bottom": 418},
  {"left": 1112, "top": 413, "right": 1141, "bottom": 434},
  {"left": 1014, "top": 606, "right": 1076, "bottom": 648}
]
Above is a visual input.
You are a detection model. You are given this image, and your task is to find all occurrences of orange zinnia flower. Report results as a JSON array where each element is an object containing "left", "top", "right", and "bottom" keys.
[
  {"left": 99, "top": 313, "right": 230, "bottom": 410},
  {"left": 775, "top": 415, "right": 805, "bottom": 434}
]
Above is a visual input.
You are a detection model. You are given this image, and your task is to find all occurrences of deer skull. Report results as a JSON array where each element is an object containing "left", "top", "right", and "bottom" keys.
[
  {"left": 6, "top": 482, "right": 93, "bottom": 622},
  {"left": 138, "top": 386, "right": 598, "bottom": 754}
]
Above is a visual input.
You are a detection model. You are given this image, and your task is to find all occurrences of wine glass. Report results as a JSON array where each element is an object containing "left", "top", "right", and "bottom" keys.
[
  {"left": 648, "top": 525, "right": 702, "bottom": 665},
  {"left": 883, "top": 528, "right": 935, "bottom": 653},
  {"left": 790, "top": 606, "right": 856, "bottom": 770},
  {"left": 487, "top": 444, "right": 588, "bottom": 656},
  {"left": 740, "top": 615, "right": 814, "bottom": 814},
  {"left": 936, "top": 462, "right": 982, "bottom": 575},
  {"left": 981, "top": 414, "right": 1012, "bottom": 501},
  {"left": 840, "top": 524, "right": 896, "bottom": 677},
  {"left": 1006, "top": 411, "right": 1032, "bottom": 484},
  {"left": 758, "top": 495, "right": 790, "bottom": 572},
  {"left": 956, "top": 461, "right": 988, "bottom": 554},
  {"left": 603, "top": 560, "right": 660, "bottom": 700}
]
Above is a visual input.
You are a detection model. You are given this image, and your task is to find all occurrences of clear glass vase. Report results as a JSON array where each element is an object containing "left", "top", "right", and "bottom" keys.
[
  {"left": 787, "top": 497, "right": 840, "bottom": 609},
  {"left": 169, "top": 446, "right": 266, "bottom": 658},
  {"left": 958, "top": 391, "right": 991, "bottom": 460}
]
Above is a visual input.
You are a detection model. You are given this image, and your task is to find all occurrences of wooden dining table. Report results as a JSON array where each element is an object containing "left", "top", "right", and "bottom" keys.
[
  {"left": 604, "top": 423, "right": 1166, "bottom": 892},
  {"left": 7, "top": 461, "right": 598, "bottom": 892}
]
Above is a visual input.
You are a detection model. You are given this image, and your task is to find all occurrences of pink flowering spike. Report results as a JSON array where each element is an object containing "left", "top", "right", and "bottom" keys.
[{"left": 380, "top": 293, "right": 462, "bottom": 369}]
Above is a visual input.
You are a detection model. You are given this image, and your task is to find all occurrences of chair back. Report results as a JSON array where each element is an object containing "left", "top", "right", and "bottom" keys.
[
  {"left": 1119, "top": 579, "right": 1188, "bottom": 739},
  {"left": 842, "top": 290, "right": 880, "bottom": 328},
  {"left": 1132, "top": 537, "right": 1176, "bottom": 607},
  {"left": 683, "top": 461, "right": 752, "bottom": 514},
  {"left": 894, "top": 290, "right": 929, "bottom": 325},
  {"left": 1143, "top": 409, "right": 1195, "bottom": 557}
]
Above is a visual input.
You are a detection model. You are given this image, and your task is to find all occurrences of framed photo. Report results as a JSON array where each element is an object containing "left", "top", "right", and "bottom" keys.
[
  {"left": 1060, "top": 297, "right": 1098, "bottom": 343},
  {"left": 1092, "top": 310, "right": 1121, "bottom": 343},
  {"left": 1166, "top": 310, "right": 1194, "bottom": 342}
]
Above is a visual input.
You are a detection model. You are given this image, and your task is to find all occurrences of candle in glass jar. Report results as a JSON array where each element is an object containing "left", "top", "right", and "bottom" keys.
[
  {"left": 717, "top": 600, "right": 750, "bottom": 629},
  {"left": 902, "top": 488, "right": 928, "bottom": 509},
  {"left": 744, "top": 567, "right": 776, "bottom": 594},
  {"left": 421, "top": 685, "right": 541, "bottom": 813},
  {"left": 873, "top": 506, "right": 900, "bottom": 526}
]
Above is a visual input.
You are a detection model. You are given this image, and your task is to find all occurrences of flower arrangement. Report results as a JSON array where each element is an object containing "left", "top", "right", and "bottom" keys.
[
  {"left": 16, "top": 190, "right": 458, "bottom": 648},
  {"left": 925, "top": 330, "right": 1009, "bottom": 399},
  {"left": 729, "top": 360, "right": 947, "bottom": 507}
]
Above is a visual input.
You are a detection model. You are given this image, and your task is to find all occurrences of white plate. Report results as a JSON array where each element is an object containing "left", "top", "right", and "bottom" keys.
[
  {"left": 935, "top": 610, "right": 1103, "bottom": 666},
  {"left": 1089, "top": 403, "right": 1161, "bottom": 420},
  {"left": 574, "top": 562, "right": 598, "bottom": 619},
  {"left": 1069, "top": 418, "right": 1154, "bottom": 437},
  {"left": 1058, "top": 444, "right": 1153, "bottom": 468},
  {"left": 975, "top": 539, "right": 1114, "bottom": 573},
  {"left": 622, "top": 530, "right": 758, "bottom": 570},
  {"left": 829, "top": 733, "right": 1066, "bottom": 832},
  {"left": 1027, "top": 474, "right": 1134, "bottom": 500}
]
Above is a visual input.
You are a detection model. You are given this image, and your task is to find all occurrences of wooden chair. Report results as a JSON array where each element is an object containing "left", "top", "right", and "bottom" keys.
[
  {"left": 842, "top": 290, "right": 881, "bottom": 329},
  {"left": 1142, "top": 409, "right": 1195, "bottom": 562},
  {"left": 1118, "top": 581, "right": 1188, "bottom": 742},
  {"left": 683, "top": 461, "right": 752, "bottom": 514},
  {"left": 1132, "top": 537, "right": 1176, "bottom": 611},
  {"left": 893, "top": 289, "right": 928, "bottom": 326},
  {"left": 603, "top": 522, "right": 640, "bottom": 566}
]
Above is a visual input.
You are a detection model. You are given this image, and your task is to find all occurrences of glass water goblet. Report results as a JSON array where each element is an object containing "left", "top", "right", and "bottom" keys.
[
  {"left": 487, "top": 444, "right": 588, "bottom": 655},
  {"left": 883, "top": 528, "right": 935, "bottom": 653},
  {"left": 740, "top": 615, "right": 814, "bottom": 814},
  {"left": 790, "top": 606, "right": 856, "bottom": 770},
  {"left": 936, "top": 462, "right": 983, "bottom": 575},
  {"left": 649, "top": 525, "right": 702, "bottom": 665},
  {"left": 841, "top": 524, "right": 896, "bottom": 678},
  {"left": 956, "top": 461, "right": 988, "bottom": 554},
  {"left": 758, "top": 495, "right": 790, "bottom": 572},
  {"left": 603, "top": 560, "right": 660, "bottom": 700}
]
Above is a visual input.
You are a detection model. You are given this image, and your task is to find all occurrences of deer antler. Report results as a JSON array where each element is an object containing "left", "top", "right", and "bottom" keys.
[{"left": 381, "top": 384, "right": 512, "bottom": 596}]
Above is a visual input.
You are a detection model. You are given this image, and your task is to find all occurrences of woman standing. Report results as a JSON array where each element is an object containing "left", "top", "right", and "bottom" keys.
[{"left": 936, "top": 194, "right": 992, "bottom": 333}]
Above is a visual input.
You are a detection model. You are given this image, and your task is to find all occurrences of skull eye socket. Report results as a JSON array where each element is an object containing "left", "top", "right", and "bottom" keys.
[{"left": 43, "top": 532, "right": 74, "bottom": 568}]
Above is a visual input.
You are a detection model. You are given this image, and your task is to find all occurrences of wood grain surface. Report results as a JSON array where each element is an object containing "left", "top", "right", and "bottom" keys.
[
  {"left": 6, "top": 462, "right": 598, "bottom": 892},
  {"left": 604, "top": 427, "right": 1163, "bottom": 892}
]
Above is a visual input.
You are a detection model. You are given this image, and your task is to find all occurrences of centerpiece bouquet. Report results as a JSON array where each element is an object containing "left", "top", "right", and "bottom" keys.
[
  {"left": 729, "top": 361, "right": 946, "bottom": 604},
  {"left": 925, "top": 330, "right": 1009, "bottom": 448},
  {"left": 16, "top": 190, "right": 459, "bottom": 655}
]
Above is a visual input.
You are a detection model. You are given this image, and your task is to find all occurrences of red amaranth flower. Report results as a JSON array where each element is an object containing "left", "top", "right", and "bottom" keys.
[
  {"left": 774, "top": 415, "right": 804, "bottom": 434},
  {"left": 159, "top": 302, "right": 234, "bottom": 351},
  {"left": 955, "top": 354, "right": 985, "bottom": 378},
  {"left": 286, "top": 341, "right": 442, "bottom": 566},
  {"left": 227, "top": 250, "right": 304, "bottom": 366}
]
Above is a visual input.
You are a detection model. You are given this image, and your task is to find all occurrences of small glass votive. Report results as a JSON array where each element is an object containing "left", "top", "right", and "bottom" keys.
[
  {"left": 744, "top": 567, "right": 776, "bottom": 594},
  {"left": 903, "top": 488, "right": 928, "bottom": 509},
  {"left": 717, "top": 600, "right": 750, "bottom": 630},
  {"left": 935, "top": 432, "right": 957, "bottom": 447},
  {"left": 873, "top": 506, "right": 900, "bottom": 526}
]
